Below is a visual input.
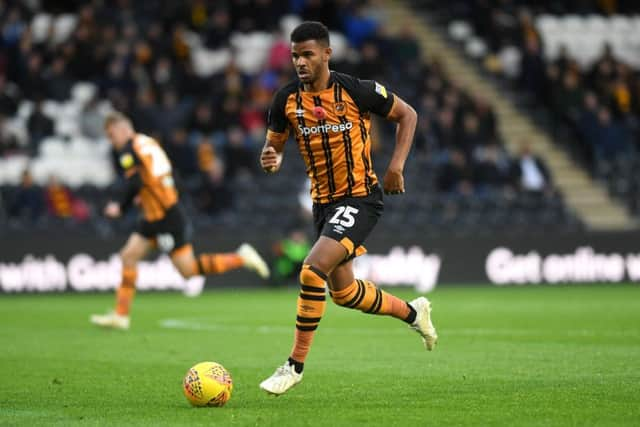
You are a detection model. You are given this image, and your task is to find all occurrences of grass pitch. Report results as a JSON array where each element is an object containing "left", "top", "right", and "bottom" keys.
[{"left": 1, "top": 285, "right": 639, "bottom": 426}]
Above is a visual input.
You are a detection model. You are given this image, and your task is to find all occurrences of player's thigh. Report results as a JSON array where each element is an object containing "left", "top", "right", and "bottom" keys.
[
  {"left": 304, "top": 236, "right": 349, "bottom": 275},
  {"left": 170, "top": 244, "right": 197, "bottom": 278},
  {"left": 120, "top": 233, "right": 153, "bottom": 265},
  {"left": 318, "top": 190, "right": 383, "bottom": 262},
  {"left": 327, "top": 260, "right": 354, "bottom": 291}
]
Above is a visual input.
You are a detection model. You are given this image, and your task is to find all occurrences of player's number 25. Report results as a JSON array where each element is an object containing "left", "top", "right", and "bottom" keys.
[{"left": 329, "top": 206, "right": 359, "bottom": 228}]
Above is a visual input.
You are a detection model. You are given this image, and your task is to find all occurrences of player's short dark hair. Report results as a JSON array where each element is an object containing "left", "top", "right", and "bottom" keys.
[{"left": 290, "top": 21, "right": 330, "bottom": 46}]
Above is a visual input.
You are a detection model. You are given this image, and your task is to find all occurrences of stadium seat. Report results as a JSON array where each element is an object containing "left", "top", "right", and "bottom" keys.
[
  {"left": 53, "top": 14, "right": 77, "bottom": 45},
  {"left": 71, "top": 82, "right": 97, "bottom": 106},
  {"left": 448, "top": 20, "right": 473, "bottom": 42},
  {"left": 31, "top": 13, "right": 52, "bottom": 44}
]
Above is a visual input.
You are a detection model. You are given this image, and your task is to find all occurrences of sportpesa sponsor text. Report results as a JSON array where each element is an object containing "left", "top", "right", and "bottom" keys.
[{"left": 298, "top": 121, "right": 353, "bottom": 136}]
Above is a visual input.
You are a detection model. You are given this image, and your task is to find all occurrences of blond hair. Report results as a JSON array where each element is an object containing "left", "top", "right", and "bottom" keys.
[{"left": 104, "top": 111, "right": 132, "bottom": 129}]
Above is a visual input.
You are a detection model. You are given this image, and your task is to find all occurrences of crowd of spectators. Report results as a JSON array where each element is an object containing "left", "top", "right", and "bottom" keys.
[
  {"left": 0, "top": 0, "right": 573, "bottom": 233},
  {"left": 426, "top": 0, "right": 640, "bottom": 216}
]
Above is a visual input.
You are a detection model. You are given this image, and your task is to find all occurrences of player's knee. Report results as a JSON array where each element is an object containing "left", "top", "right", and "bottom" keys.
[
  {"left": 299, "top": 264, "right": 327, "bottom": 286},
  {"left": 120, "top": 250, "right": 137, "bottom": 268}
]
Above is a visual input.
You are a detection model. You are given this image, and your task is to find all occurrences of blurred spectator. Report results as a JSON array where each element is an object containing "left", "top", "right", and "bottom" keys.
[
  {"left": 166, "top": 128, "right": 198, "bottom": 180},
  {"left": 224, "top": 126, "right": 256, "bottom": 179},
  {"left": 436, "top": 149, "right": 475, "bottom": 196},
  {"left": 394, "top": 26, "right": 420, "bottom": 68},
  {"left": 577, "top": 91, "right": 600, "bottom": 164},
  {"left": 473, "top": 95, "right": 498, "bottom": 142},
  {"left": 188, "top": 102, "right": 217, "bottom": 142},
  {"left": 553, "top": 70, "right": 583, "bottom": 124},
  {"left": 299, "top": 0, "right": 341, "bottom": 30},
  {"left": 0, "top": 75, "right": 20, "bottom": 116},
  {"left": 20, "top": 53, "right": 48, "bottom": 100},
  {"left": 473, "top": 143, "right": 512, "bottom": 193},
  {"left": 44, "top": 175, "right": 90, "bottom": 221},
  {"left": 45, "top": 175, "right": 73, "bottom": 219},
  {"left": 155, "top": 89, "right": 192, "bottom": 137},
  {"left": 45, "top": 58, "right": 74, "bottom": 101},
  {"left": 519, "top": 36, "right": 546, "bottom": 102},
  {"left": 433, "top": 108, "right": 457, "bottom": 151},
  {"left": 343, "top": 3, "right": 379, "bottom": 48},
  {"left": 456, "top": 112, "right": 485, "bottom": 154},
  {"left": 511, "top": 142, "right": 553, "bottom": 195},
  {"left": 9, "top": 170, "right": 44, "bottom": 222},
  {"left": 27, "top": 100, "right": 54, "bottom": 153},
  {"left": 195, "top": 156, "right": 233, "bottom": 214},
  {"left": 355, "top": 41, "right": 386, "bottom": 81},
  {"left": 204, "top": 9, "right": 232, "bottom": 49},
  {"left": 592, "top": 107, "right": 631, "bottom": 161}
]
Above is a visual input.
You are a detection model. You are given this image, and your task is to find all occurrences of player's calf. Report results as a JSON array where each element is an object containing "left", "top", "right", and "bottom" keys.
[{"left": 330, "top": 278, "right": 416, "bottom": 323}]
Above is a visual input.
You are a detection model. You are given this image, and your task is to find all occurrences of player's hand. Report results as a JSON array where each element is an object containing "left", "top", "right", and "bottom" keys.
[
  {"left": 260, "top": 146, "right": 281, "bottom": 173},
  {"left": 383, "top": 169, "right": 405, "bottom": 195},
  {"left": 104, "top": 201, "right": 122, "bottom": 218}
]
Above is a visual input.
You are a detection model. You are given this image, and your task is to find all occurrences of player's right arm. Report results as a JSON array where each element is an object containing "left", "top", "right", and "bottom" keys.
[{"left": 261, "top": 86, "right": 291, "bottom": 174}]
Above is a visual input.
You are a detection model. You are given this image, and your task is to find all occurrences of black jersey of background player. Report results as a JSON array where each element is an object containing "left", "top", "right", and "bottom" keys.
[{"left": 267, "top": 71, "right": 396, "bottom": 204}]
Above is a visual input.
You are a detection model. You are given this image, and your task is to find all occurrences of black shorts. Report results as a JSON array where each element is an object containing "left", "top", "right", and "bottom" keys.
[
  {"left": 136, "top": 204, "right": 192, "bottom": 254},
  {"left": 313, "top": 187, "right": 384, "bottom": 262}
]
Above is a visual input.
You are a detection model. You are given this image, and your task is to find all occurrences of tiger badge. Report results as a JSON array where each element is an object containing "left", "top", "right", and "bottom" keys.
[{"left": 334, "top": 102, "right": 347, "bottom": 116}]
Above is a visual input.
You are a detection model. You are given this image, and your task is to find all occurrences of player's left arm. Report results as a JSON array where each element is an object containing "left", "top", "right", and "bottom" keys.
[
  {"left": 383, "top": 95, "right": 418, "bottom": 195},
  {"left": 344, "top": 75, "right": 418, "bottom": 195},
  {"left": 105, "top": 150, "right": 143, "bottom": 218}
]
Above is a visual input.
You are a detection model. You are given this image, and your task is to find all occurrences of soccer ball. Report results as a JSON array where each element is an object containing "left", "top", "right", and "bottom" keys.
[{"left": 183, "top": 362, "right": 233, "bottom": 407}]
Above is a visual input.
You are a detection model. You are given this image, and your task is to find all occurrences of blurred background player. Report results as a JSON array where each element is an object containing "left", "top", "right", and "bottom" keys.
[
  {"left": 90, "top": 112, "right": 269, "bottom": 329},
  {"left": 258, "top": 21, "right": 437, "bottom": 395}
]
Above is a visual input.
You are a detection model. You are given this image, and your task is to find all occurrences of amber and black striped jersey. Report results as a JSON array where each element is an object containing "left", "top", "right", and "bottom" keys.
[
  {"left": 117, "top": 133, "right": 178, "bottom": 222},
  {"left": 267, "top": 71, "right": 396, "bottom": 204}
]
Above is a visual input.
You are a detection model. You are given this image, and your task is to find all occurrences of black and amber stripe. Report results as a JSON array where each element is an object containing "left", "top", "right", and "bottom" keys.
[
  {"left": 357, "top": 116, "right": 373, "bottom": 193},
  {"left": 341, "top": 279, "right": 367, "bottom": 308},
  {"left": 335, "top": 83, "right": 355, "bottom": 196},
  {"left": 365, "top": 285, "right": 383, "bottom": 314},
  {"left": 313, "top": 95, "right": 336, "bottom": 202},
  {"left": 285, "top": 84, "right": 379, "bottom": 203},
  {"left": 296, "top": 90, "right": 321, "bottom": 198},
  {"left": 296, "top": 283, "right": 326, "bottom": 331}
]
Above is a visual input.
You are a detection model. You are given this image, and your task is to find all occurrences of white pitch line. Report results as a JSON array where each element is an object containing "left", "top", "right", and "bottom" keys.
[{"left": 158, "top": 319, "right": 640, "bottom": 338}]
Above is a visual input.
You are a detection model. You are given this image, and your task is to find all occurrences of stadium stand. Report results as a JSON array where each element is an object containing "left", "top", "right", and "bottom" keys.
[
  {"left": 0, "top": 0, "right": 584, "bottom": 236},
  {"left": 422, "top": 0, "right": 640, "bottom": 219}
]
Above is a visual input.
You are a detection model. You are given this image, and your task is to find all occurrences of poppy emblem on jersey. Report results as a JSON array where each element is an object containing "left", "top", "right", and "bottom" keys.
[
  {"left": 312, "top": 106, "right": 326, "bottom": 120},
  {"left": 334, "top": 102, "right": 347, "bottom": 116}
]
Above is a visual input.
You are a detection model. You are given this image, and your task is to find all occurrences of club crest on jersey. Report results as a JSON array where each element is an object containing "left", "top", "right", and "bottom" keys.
[
  {"left": 334, "top": 102, "right": 347, "bottom": 116},
  {"left": 374, "top": 82, "right": 388, "bottom": 98}
]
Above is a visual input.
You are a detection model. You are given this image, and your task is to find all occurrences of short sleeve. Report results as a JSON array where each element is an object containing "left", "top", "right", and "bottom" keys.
[
  {"left": 353, "top": 79, "right": 396, "bottom": 117},
  {"left": 266, "top": 88, "right": 291, "bottom": 148},
  {"left": 118, "top": 142, "right": 140, "bottom": 178}
]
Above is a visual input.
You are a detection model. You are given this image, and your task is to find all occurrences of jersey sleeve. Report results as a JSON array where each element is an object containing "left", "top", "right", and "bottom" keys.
[
  {"left": 266, "top": 87, "right": 291, "bottom": 150},
  {"left": 116, "top": 143, "right": 142, "bottom": 210},
  {"left": 118, "top": 144, "right": 140, "bottom": 178},
  {"left": 344, "top": 76, "right": 396, "bottom": 117}
]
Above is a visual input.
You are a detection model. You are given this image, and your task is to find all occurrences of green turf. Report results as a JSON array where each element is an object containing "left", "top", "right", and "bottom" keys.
[{"left": 1, "top": 285, "right": 639, "bottom": 426}]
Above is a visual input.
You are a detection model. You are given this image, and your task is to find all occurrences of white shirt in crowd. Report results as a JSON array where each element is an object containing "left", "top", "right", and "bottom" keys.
[{"left": 520, "top": 156, "right": 545, "bottom": 191}]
